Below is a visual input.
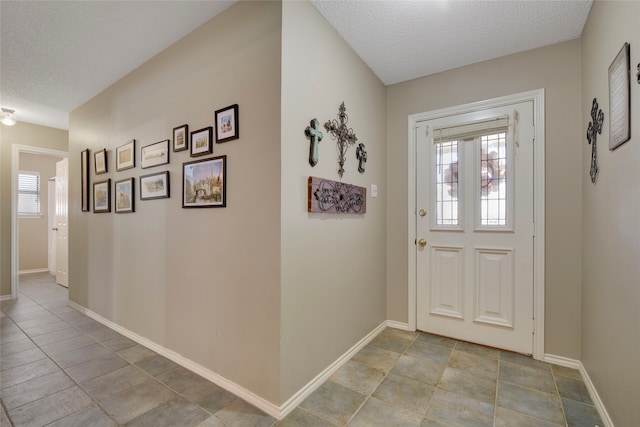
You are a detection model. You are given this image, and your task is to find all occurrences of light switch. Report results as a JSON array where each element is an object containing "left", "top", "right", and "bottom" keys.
[{"left": 371, "top": 184, "right": 378, "bottom": 198}]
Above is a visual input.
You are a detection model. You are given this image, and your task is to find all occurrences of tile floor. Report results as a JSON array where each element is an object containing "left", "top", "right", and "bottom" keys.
[{"left": 1, "top": 273, "right": 603, "bottom": 427}]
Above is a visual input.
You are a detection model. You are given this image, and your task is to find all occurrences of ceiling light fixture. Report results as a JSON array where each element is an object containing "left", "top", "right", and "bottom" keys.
[{"left": 0, "top": 108, "right": 17, "bottom": 126}]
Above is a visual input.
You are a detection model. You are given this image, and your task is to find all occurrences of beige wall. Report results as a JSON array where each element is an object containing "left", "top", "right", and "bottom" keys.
[
  {"left": 0, "top": 122, "right": 68, "bottom": 296},
  {"left": 280, "top": 1, "right": 387, "bottom": 402},
  {"left": 18, "top": 152, "right": 63, "bottom": 271},
  {"left": 68, "top": 1, "right": 282, "bottom": 403},
  {"left": 386, "top": 40, "right": 584, "bottom": 359},
  {"left": 581, "top": 2, "right": 640, "bottom": 425}
]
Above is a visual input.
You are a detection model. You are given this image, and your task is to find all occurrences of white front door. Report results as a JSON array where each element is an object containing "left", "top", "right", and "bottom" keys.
[
  {"left": 416, "top": 101, "right": 534, "bottom": 354},
  {"left": 55, "top": 158, "right": 69, "bottom": 288}
]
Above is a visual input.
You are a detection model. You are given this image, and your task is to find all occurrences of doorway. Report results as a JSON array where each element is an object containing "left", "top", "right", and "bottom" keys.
[
  {"left": 407, "top": 90, "right": 545, "bottom": 359},
  {"left": 11, "top": 145, "right": 69, "bottom": 298}
]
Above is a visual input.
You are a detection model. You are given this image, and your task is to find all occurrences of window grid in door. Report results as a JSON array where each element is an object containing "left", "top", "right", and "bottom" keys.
[
  {"left": 434, "top": 140, "right": 459, "bottom": 226},
  {"left": 479, "top": 132, "right": 508, "bottom": 226}
]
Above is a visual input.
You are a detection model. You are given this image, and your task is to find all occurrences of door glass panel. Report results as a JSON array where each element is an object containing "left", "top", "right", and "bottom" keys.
[
  {"left": 435, "top": 140, "right": 459, "bottom": 225},
  {"left": 479, "top": 132, "right": 507, "bottom": 226}
]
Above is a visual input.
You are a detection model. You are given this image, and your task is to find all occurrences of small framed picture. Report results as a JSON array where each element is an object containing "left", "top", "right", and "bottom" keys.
[
  {"left": 140, "top": 171, "right": 170, "bottom": 200},
  {"left": 190, "top": 127, "right": 213, "bottom": 157},
  {"left": 215, "top": 104, "right": 239, "bottom": 143},
  {"left": 173, "top": 124, "right": 189, "bottom": 152},
  {"left": 81, "top": 149, "right": 90, "bottom": 212},
  {"left": 608, "top": 42, "right": 630, "bottom": 150},
  {"left": 94, "top": 149, "right": 107, "bottom": 174},
  {"left": 115, "top": 178, "right": 135, "bottom": 213},
  {"left": 93, "top": 179, "right": 111, "bottom": 213},
  {"left": 116, "top": 140, "right": 136, "bottom": 171},
  {"left": 183, "top": 155, "right": 226, "bottom": 208},
  {"left": 141, "top": 139, "right": 170, "bottom": 169}
]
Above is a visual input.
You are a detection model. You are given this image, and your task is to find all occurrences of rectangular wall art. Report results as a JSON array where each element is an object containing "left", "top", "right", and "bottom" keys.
[
  {"left": 81, "top": 149, "right": 90, "bottom": 212},
  {"left": 308, "top": 176, "right": 366, "bottom": 214},
  {"left": 93, "top": 179, "right": 111, "bottom": 213},
  {"left": 116, "top": 140, "right": 136, "bottom": 171},
  {"left": 115, "top": 178, "right": 135, "bottom": 213},
  {"left": 140, "top": 171, "right": 170, "bottom": 200},
  {"left": 183, "top": 155, "right": 226, "bottom": 208},
  {"left": 141, "top": 139, "right": 170, "bottom": 169}
]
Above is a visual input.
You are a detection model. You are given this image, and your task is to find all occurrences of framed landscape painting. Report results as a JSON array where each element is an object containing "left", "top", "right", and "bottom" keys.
[
  {"left": 115, "top": 177, "right": 135, "bottom": 213},
  {"left": 94, "top": 149, "right": 107, "bottom": 174},
  {"left": 140, "top": 171, "right": 170, "bottom": 200},
  {"left": 141, "top": 139, "right": 170, "bottom": 169},
  {"left": 116, "top": 140, "right": 136, "bottom": 171},
  {"left": 173, "top": 124, "right": 188, "bottom": 152},
  {"left": 182, "top": 155, "right": 226, "bottom": 208},
  {"left": 215, "top": 104, "right": 239, "bottom": 143},
  {"left": 93, "top": 179, "right": 111, "bottom": 213}
]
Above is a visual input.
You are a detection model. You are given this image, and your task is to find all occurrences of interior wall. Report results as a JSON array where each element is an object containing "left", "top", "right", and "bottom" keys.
[
  {"left": 0, "top": 122, "right": 68, "bottom": 296},
  {"left": 18, "top": 152, "right": 62, "bottom": 271},
  {"left": 68, "top": 1, "right": 282, "bottom": 403},
  {"left": 386, "top": 40, "right": 583, "bottom": 359},
  {"left": 280, "top": 1, "right": 387, "bottom": 402},
  {"left": 580, "top": 2, "right": 640, "bottom": 425}
]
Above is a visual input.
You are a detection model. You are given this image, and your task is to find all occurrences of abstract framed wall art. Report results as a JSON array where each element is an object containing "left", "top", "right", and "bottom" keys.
[
  {"left": 116, "top": 140, "right": 136, "bottom": 171},
  {"left": 93, "top": 179, "right": 111, "bottom": 213},
  {"left": 608, "top": 42, "right": 630, "bottom": 150},
  {"left": 173, "top": 124, "right": 189, "bottom": 152},
  {"left": 114, "top": 177, "right": 135, "bottom": 213},
  {"left": 141, "top": 139, "right": 170, "bottom": 169},
  {"left": 190, "top": 127, "right": 213, "bottom": 157},
  {"left": 183, "top": 155, "right": 226, "bottom": 208},
  {"left": 140, "top": 171, "right": 170, "bottom": 201},
  {"left": 308, "top": 176, "right": 366, "bottom": 214},
  {"left": 94, "top": 149, "right": 107, "bottom": 174},
  {"left": 215, "top": 104, "right": 239, "bottom": 143},
  {"left": 81, "top": 149, "right": 90, "bottom": 212}
]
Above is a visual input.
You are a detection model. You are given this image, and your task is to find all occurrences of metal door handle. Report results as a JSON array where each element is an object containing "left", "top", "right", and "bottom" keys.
[
  {"left": 419, "top": 209, "right": 427, "bottom": 217},
  {"left": 418, "top": 239, "right": 427, "bottom": 247},
  {"left": 52, "top": 228, "right": 58, "bottom": 231}
]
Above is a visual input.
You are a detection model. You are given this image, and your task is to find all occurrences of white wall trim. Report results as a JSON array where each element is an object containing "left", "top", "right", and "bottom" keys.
[
  {"left": 11, "top": 144, "right": 68, "bottom": 299},
  {"left": 0, "top": 295, "right": 14, "bottom": 301},
  {"left": 544, "top": 354, "right": 614, "bottom": 427},
  {"left": 279, "top": 320, "right": 387, "bottom": 418},
  {"left": 407, "top": 89, "right": 545, "bottom": 359},
  {"left": 18, "top": 268, "right": 50, "bottom": 275},
  {"left": 68, "top": 300, "right": 388, "bottom": 420},
  {"left": 386, "top": 320, "right": 410, "bottom": 331},
  {"left": 67, "top": 300, "right": 282, "bottom": 419}
]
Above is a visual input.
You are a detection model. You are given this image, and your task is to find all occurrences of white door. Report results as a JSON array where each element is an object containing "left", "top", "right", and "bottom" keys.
[
  {"left": 416, "top": 101, "right": 534, "bottom": 354},
  {"left": 48, "top": 179, "right": 57, "bottom": 274},
  {"left": 55, "top": 158, "right": 69, "bottom": 288}
]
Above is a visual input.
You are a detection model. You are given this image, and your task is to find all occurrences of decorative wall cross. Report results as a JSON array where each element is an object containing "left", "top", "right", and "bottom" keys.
[
  {"left": 356, "top": 143, "right": 367, "bottom": 173},
  {"left": 586, "top": 98, "right": 604, "bottom": 184},
  {"left": 305, "top": 118, "right": 323, "bottom": 167},
  {"left": 325, "top": 102, "right": 358, "bottom": 178}
]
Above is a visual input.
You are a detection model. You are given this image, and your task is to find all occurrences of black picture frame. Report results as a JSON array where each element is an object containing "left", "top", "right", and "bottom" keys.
[
  {"left": 141, "top": 139, "right": 170, "bottom": 169},
  {"left": 190, "top": 127, "right": 213, "bottom": 157},
  {"left": 173, "top": 124, "right": 189, "bottom": 152},
  {"left": 140, "top": 171, "right": 170, "bottom": 201},
  {"left": 93, "top": 179, "right": 111, "bottom": 213},
  {"left": 116, "top": 140, "right": 136, "bottom": 171},
  {"left": 608, "top": 42, "right": 631, "bottom": 150},
  {"left": 182, "top": 155, "right": 226, "bottom": 208},
  {"left": 215, "top": 104, "right": 239, "bottom": 143},
  {"left": 94, "top": 148, "right": 108, "bottom": 174},
  {"left": 81, "top": 149, "right": 90, "bottom": 212},
  {"left": 114, "top": 177, "right": 135, "bottom": 213}
]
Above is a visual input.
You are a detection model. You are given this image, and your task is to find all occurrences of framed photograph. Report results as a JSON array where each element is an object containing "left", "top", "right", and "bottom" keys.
[
  {"left": 173, "top": 124, "right": 188, "bottom": 152},
  {"left": 93, "top": 179, "right": 111, "bottom": 213},
  {"left": 115, "top": 178, "right": 135, "bottom": 213},
  {"left": 116, "top": 140, "right": 136, "bottom": 171},
  {"left": 81, "top": 149, "right": 90, "bottom": 212},
  {"left": 141, "top": 139, "right": 170, "bottom": 169},
  {"left": 215, "top": 104, "right": 239, "bottom": 143},
  {"left": 183, "top": 155, "right": 226, "bottom": 208},
  {"left": 190, "top": 127, "right": 213, "bottom": 157},
  {"left": 140, "top": 171, "right": 170, "bottom": 200},
  {"left": 608, "top": 42, "right": 630, "bottom": 150},
  {"left": 94, "top": 149, "right": 107, "bottom": 174}
]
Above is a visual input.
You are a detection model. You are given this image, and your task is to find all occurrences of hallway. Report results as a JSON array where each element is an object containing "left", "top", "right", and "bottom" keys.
[{"left": 1, "top": 274, "right": 602, "bottom": 426}]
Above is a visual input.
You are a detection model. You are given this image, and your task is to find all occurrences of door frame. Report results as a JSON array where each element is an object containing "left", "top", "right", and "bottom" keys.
[
  {"left": 11, "top": 144, "right": 69, "bottom": 299},
  {"left": 407, "top": 89, "right": 545, "bottom": 359}
]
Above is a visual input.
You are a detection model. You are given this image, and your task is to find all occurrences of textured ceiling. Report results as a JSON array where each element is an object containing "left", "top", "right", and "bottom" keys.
[{"left": 0, "top": 0, "right": 592, "bottom": 130}]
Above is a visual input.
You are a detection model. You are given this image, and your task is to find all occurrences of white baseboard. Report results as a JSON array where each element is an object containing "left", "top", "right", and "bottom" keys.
[
  {"left": 544, "top": 354, "right": 614, "bottom": 427},
  {"left": 67, "top": 301, "right": 281, "bottom": 419},
  {"left": 386, "top": 320, "right": 411, "bottom": 331},
  {"left": 279, "top": 320, "right": 387, "bottom": 418},
  {"left": 0, "top": 295, "right": 14, "bottom": 301},
  {"left": 18, "top": 268, "right": 50, "bottom": 275}
]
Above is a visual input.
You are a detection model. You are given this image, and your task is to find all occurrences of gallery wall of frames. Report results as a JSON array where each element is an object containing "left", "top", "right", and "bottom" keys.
[{"left": 80, "top": 104, "right": 238, "bottom": 214}]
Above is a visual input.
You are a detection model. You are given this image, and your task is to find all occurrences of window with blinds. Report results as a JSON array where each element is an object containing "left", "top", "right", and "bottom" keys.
[{"left": 18, "top": 171, "right": 41, "bottom": 216}]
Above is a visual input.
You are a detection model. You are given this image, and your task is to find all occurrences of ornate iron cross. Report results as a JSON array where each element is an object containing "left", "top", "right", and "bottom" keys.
[
  {"left": 305, "top": 118, "right": 323, "bottom": 167},
  {"left": 356, "top": 143, "right": 367, "bottom": 173},
  {"left": 325, "top": 102, "right": 358, "bottom": 178},
  {"left": 586, "top": 98, "right": 604, "bottom": 184}
]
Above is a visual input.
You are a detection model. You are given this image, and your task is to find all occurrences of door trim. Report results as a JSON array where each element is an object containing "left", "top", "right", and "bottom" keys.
[
  {"left": 11, "top": 144, "right": 69, "bottom": 299},
  {"left": 407, "top": 89, "right": 545, "bottom": 359}
]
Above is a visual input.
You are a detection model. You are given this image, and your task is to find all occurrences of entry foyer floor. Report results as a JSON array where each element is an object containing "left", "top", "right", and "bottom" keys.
[{"left": 1, "top": 273, "right": 603, "bottom": 426}]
